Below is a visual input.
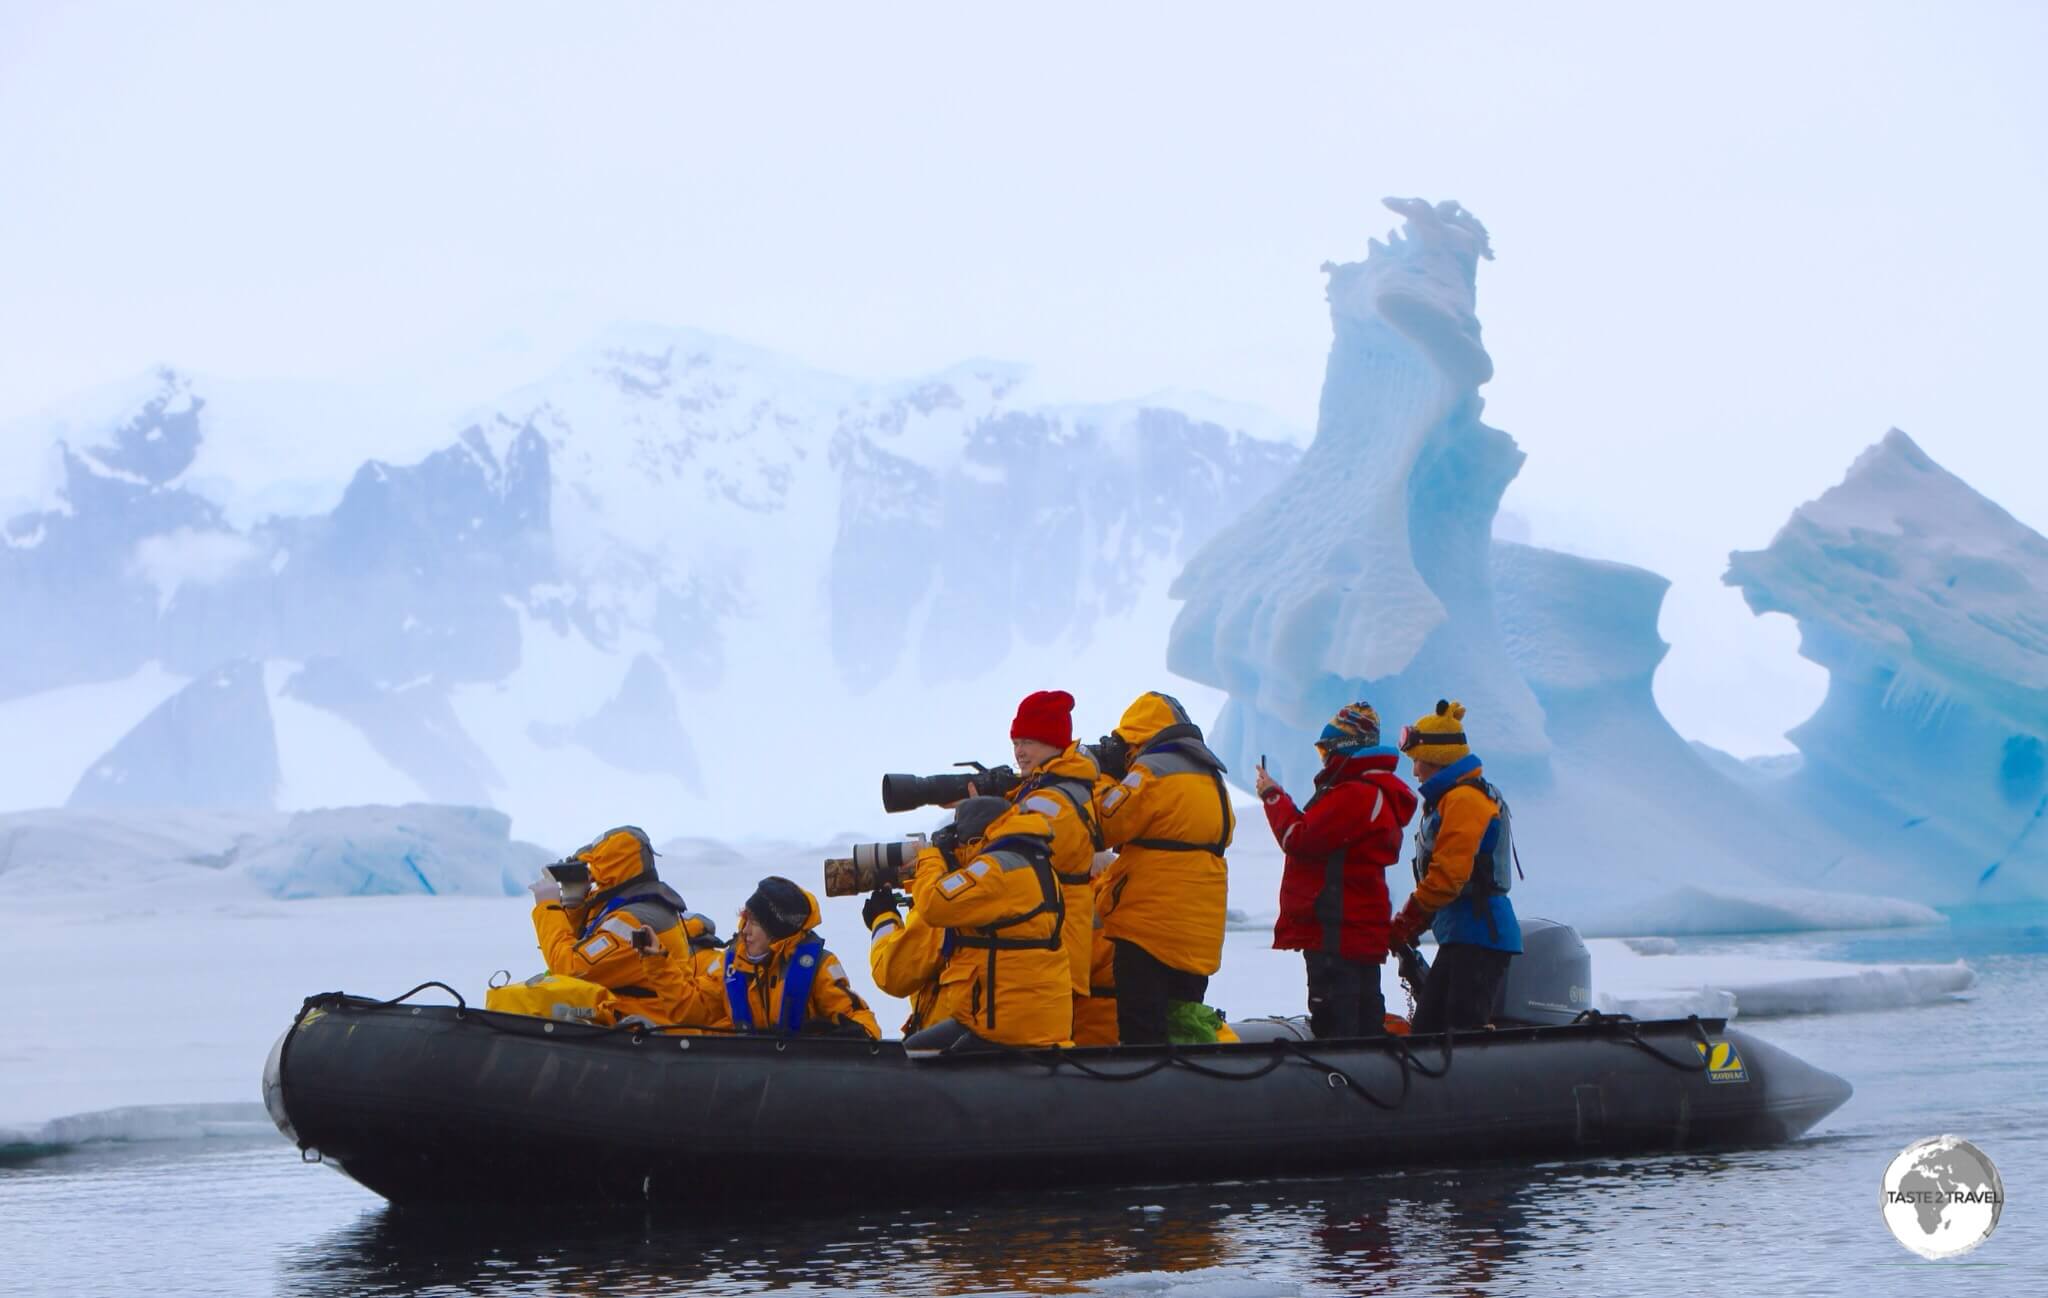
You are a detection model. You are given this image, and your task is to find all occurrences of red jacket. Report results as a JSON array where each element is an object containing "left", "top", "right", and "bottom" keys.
[{"left": 1264, "top": 749, "right": 1418, "bottom": 963}]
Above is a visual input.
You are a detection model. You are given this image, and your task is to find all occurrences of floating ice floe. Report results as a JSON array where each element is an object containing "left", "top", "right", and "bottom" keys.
[{"left": 1589, "top": 940, "right": 1976, "bottom": 1020}]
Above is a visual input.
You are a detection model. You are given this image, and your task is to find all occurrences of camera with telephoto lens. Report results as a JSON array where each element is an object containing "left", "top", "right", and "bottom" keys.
[
  {"left": 543, "top": 859, "right": 593, "bottom": 907},
  {"left": 879, "top": 761, "right": 1021, "bottom": 813},
  {"left": 822, "top": 834, "right": 928, "bottom": 898}
]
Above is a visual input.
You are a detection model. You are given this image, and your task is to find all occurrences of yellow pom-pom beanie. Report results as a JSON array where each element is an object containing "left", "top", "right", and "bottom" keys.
[{"left": 1402, "top": 699, "right": 1471, "bottom": 766}]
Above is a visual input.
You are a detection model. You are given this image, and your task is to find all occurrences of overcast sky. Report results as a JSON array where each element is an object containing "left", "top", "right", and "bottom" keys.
[{"left": 2, "top": 2, "right": 2042, "bottom": 756}]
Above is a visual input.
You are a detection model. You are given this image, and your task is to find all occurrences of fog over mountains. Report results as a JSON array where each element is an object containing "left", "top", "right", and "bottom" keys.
[{"left": 0, "top": 334, "right": 1300, "bottom": 845}]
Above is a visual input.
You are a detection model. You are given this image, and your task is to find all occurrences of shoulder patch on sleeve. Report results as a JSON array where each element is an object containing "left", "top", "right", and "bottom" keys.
[
  {"left": 577, "top": 933, "right": 617, "bottom": 960},
  {"left": 938, "top": 872, "right": 973, "bottom": 896},
  {"left": 1101, "top": 786, "right": 1129, "bottom": 812}
]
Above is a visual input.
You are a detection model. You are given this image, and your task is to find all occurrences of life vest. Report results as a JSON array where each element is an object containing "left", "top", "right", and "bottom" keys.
[
  {"left": 579, "top": 890, "right": 678, "bottom": 940},
  {"left": 1412, "top": 775, "right": 1517, "bottom": 900},
  {"left": 945, "top": 834, "right": 1065, "bottom": 1037},
  {"left": 723, "top": 936, "right": 825, "bottom": 1035}
]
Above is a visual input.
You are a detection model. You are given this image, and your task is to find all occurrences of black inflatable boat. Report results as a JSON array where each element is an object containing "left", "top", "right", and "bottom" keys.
[{"left": 264, "top": 985, "right": 1852, "bottom": 1205}]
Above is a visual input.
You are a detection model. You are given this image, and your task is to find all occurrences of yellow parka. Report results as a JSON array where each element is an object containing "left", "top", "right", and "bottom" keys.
[
  {"left": 911, "top": 804, "right": 1073, "bottom": 1047},
  {"left": 1094, "top": 693, "right": 1235, "bottom": 978},
  {"left": 1010, "top": 742, "right": 1103, "bottom": 997},
  {"left": 867, "top": 902, "right": 951, "bottom": 1036},
  {"left": 530, "top": 826, "right": 700, "bottom": 1026},
  {"left": 698, "top": 886, "right": 882, "bottom": 1039}
]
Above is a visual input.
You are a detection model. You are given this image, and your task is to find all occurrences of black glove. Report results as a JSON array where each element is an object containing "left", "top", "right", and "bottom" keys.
[{"left": 863, "top": 889, "right": 906, "bottom": 931}]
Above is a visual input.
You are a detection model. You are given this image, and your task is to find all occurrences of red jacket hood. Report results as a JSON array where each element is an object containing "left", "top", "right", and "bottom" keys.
[{"left": 1316, "top": 749, "right": 1418, "bottom": 826}]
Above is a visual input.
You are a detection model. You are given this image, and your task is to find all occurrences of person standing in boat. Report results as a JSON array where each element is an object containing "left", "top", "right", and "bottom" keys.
[
  {"left": 1000, "top": 689, "right": 1106, "bottom": 1043},
  {"left": 1388, "top": 700, "right": 1523, "bottom": 1031},
  {"left": 893, "top": 795, "right": 1073, "bottom": 1051},
  {"left": 1092, "top": 691, "right": 1234, "bottom": 1045},
  {"left": 700, "top": 877, "right": 881, "bottom": 1038},
  {"left": 1253, "top": 701, "right": 1418, "bottom": 1038}
]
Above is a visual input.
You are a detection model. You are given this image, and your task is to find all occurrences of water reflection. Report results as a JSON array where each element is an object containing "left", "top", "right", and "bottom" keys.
[{"left": 279, "top": 1155, "right": 1770, "bottom": 1297}]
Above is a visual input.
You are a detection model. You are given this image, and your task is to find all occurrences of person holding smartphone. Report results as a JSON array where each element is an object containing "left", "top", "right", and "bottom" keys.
[{"left": 1253, "top": 702, "right": 1418, "bottom": 1039}]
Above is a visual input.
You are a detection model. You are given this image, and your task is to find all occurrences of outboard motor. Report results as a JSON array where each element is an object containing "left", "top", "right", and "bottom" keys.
[{"left": 1495, "top": 917, "right": 1592, "bottom": 1025}]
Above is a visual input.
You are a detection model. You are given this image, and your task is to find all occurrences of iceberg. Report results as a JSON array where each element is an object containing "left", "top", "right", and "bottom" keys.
[
  {"left": 1168, "top": 198, "right": 1548, "bottom": 791},
  {"left": 241, "top": 804, "right": 547, "bottom": 899},
  {"left": 1167, "top": 199, "right": 1950, "bottom": 932},
  {"left": 1727, "top": 430, "right": 2048, "bottom": 904},
  {"left": 0, "top": 803, "right": 544, "bottom": 900}
]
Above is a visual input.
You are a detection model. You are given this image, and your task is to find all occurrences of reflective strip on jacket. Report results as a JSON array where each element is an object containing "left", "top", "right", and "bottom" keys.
[
  {"left": 1013, "top": 742, "right": 1103, "bottom": 996},
  {"left": 910, "top": 806, "right": 1073, "bottom": 1047},
  {"left": 1411, "top": 758, "right": 1522, "bottom": 954},
  {"left": 1094, "top": 693, "right": 1234, "bottom": 977}
]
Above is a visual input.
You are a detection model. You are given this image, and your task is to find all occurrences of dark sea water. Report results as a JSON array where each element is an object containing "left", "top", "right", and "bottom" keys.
[{"left": 7, "top": 921, "right": 2042, "bottom": 1298}]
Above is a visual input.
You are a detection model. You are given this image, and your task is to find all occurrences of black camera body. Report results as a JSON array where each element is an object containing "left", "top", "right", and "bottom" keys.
[
  {"left": 880, "top": 761, "right": 1021, "bottom": 813},
  {"left": 543, "top": 859, "right": 594, "bottom": 906},
  {"left": 1091, "top": 733, "right": 1132, "bottom": 782}
]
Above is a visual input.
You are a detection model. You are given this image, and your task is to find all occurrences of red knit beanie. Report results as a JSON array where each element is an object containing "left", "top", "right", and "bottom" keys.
[{"left": 1010, "top": 690, "right": 1075, "bottom": 748}]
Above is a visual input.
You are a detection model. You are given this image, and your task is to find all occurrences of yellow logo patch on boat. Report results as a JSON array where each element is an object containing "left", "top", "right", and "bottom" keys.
[{"left": 1694, "top": 1039, "right": 1749, "bottom": 1083}]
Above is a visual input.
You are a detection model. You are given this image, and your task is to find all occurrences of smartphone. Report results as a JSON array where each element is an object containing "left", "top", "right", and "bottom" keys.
[{"left": 1260, "top": 753, "right": 1268, "bottom": 769}]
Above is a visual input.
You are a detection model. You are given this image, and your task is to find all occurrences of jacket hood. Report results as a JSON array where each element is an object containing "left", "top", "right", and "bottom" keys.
[
  {"left": 681, "top": 912, "right": 720, "bottom": 947},
  {"left": 955, "top": 804, "right": 1055, "bottom": 862},
  {"left": 573, "top": 825, "right": 659, "bottom": 892},
  {"left": 1113, "top": 692, "right": 1198, "bottom": 750}
]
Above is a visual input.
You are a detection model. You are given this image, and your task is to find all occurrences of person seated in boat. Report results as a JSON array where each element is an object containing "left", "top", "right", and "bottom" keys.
[
  {"left": 1254, "top": 701, "right": 1418, "bottom": 1039},
  {"left": 524, "top": 825, "right": 699, "bottom": 1025},
  {"left": 700, "top": 877, "right": 882, "bottom": 1038},
  {"left": 999, "top": 689, "right": 1105, "bottom": 1046},
  {"left": 1091, "top": 691, "right": 1234, "bottom": 1045},
  {"left": 893, "top": 795, "right": 1074, "bottom": 1052},
  {"left": 864, "top": 882, "right": 946, "bottom": 1036},
  {"left": 678, "top": 911, "right": 726, "bottom": 976},
  {"left": 1388, "top": 701, "right": 1524, "bottom": 1031}
]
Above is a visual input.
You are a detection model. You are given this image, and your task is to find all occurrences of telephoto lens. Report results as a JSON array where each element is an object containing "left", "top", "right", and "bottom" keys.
[
  {"left": 880, "top": 764, "right": 1022, "bottom": 813},
  {"left": 822, "top": 838, "right": 924, "bottom": 897}
]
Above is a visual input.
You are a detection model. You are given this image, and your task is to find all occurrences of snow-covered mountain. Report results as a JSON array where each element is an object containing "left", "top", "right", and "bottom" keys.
[{"left": 0, "top": 336, "right": 1302, "bottom": 846}]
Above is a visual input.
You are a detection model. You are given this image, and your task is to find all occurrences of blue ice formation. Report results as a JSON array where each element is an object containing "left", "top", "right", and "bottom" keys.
[
  {"left": 1168, "top": 198, "right": 2024, "bottom": 929},
  {"left": 1726, "top": 430, "right": 2048, "bottom": 903},
  {"left": 1170, "top": 199, "right": 1548, "bottom": 797},
  {"left": 242, "top": 804, "right": 546, "bottom": 899}
]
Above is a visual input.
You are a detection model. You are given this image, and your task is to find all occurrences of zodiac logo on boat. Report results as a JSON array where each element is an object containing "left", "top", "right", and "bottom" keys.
[{"left": 1880, "top": 1136, "right": 2003, "bottom": 1260}]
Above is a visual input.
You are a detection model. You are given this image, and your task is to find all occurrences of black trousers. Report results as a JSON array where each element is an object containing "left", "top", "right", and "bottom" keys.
[
  {"left": 1112, "top": 938, "right": 1209, "bottom": 1045},
  {"left": 1304, "top": 951, "right": 1386, "bottom": 1039},
  {"left": 1410, "top": 943, "right": 1513, "bottom": 1033}
]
